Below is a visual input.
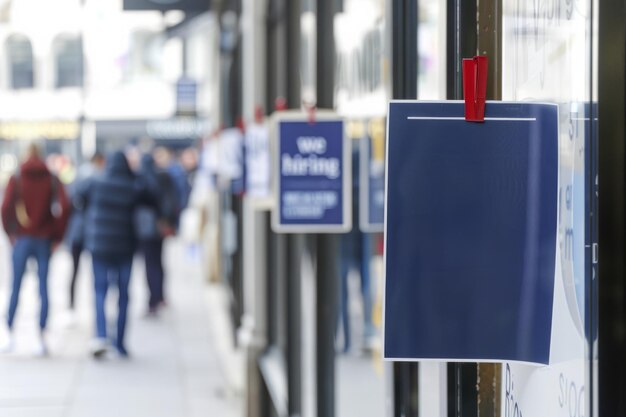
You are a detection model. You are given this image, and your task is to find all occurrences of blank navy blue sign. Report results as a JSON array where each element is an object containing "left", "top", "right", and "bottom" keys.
[
  {"left": 384, "top": 101, "right": 558, "bottom": 364},
  {"left": 278, "top": 120, "right": 345, "bottom": 228}
]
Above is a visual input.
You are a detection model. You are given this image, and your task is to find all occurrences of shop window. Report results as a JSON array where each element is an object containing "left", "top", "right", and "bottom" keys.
[{"left": 125, "top": 30, "right": 163, "bottom": 81}]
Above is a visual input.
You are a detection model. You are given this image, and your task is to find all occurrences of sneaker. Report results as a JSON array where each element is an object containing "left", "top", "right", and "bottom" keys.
[
  {"left": 110, "top": 339, "right": 129, "bottom": 359},
  {"left": 0, "top": 336, "right": 13, "bottom": 354},
  {"left": 91, "top": 338, "right": 109, "bottom": 359},
  {"left": 143, "top": 308, "right": 159, "bottom": 319},
  {"left": 61, "top": 310, "right": 77, "bottom": 328},
  {"left": 33, "top": 339, "right": 49, "bottom": 357},
  {"left": 115, "top": 345, "right": 130, "bottom": 359}
]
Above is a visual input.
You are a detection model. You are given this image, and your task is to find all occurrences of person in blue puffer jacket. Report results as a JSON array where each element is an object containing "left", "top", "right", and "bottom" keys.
[{"left": 76, "top": 150, "right": 155, "bottom": 358}]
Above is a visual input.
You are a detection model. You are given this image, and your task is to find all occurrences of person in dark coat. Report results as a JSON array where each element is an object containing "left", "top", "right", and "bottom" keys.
[
  {"left": 135, "top": 154, "right": 180, "bottom": 315},
  {"left": 1, "top": 144, "right": 70, "bottom": 355},
  {"left": 65, "top": 152, "right": 105, "bottom": 314},
  {"left": 77, "top": 150, "right": 153, "bottom": 358}
]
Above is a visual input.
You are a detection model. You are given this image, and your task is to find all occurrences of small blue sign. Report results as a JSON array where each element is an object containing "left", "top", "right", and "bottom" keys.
[
  {"left": 383, "top": 101, "right": 558, "bottom": 365},
  {"left": 272, "top": 113, "right": 351, "bottom": 233},
  {"left": 176, "top": 77, "right": 197, "bottom": 115},
  {"left": 359, "top": 119, "right": 386, "bottom": 232}
]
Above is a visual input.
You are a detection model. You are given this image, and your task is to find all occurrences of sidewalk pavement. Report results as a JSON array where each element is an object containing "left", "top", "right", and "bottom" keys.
[{"left": 0, "top": 236, "right": 243, "bottom": 417}]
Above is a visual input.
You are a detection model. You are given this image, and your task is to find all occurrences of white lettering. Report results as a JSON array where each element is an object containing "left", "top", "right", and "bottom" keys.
[
  {"left": 296, "top": 136, "right": 327, "bottom": 154},
  {"left": 282, "top": 153, "right": 340, "bottom": 179},
  {"left": 559, "top": 372, "right": 585, "bottom": 417},
  {"left": 282, "top": 191, "right": 339, "bottom": 219}
]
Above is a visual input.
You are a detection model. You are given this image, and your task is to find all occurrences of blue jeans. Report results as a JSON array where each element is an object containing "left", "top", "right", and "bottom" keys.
[
  {"left": 338, "top": 231, "right": 373, "bottom": 352},
  {"left": 92, "top": 257, "right": 132, "bottom": 349},
  {"left": 7, "top": 237, "right": 52, "bottom": 330},
  {"left": 140, "top": 239, "right": 164, "bottom": 310}
]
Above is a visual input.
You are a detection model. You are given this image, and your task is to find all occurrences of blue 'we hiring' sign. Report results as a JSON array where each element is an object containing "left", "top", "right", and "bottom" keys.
[
  {"left": 272, "top": 112, "right": 351, "bottom": 233},
  {"left": 383, "top": 101, "right": 559, "bottom": 365}
]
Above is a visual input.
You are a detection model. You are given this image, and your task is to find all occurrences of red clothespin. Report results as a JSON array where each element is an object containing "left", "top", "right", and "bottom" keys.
[
  {"left": 462, "top": 56, "right": 488, "bottom": 122},
  {"left": 306, "top": 104, "right": 316, "bottom": 125},
  {"left": 236, "top": 116, "right": 246, "bottom": 133},
  {"left": 275, "top": 97, "right": 287, "bottom": 111},
  {"left": 254, "top": 105, "right": 264, "bottom": 124}
]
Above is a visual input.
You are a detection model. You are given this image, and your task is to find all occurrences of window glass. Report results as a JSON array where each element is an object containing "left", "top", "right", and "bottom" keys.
[
  {"left": 7, "top": 34, "right": 34, "bottom": 89},
  {"left": 53, "top": 35, "right": 84, "bottom": 88},
  {"left": 125, "top": 30, "right": 164, "bottom": 81},
  {"left": 417, "top": 0, "right": 446, "bottom": 100},
  {"left": 501, "top": 1, "right": 594, "bottom": 416}
]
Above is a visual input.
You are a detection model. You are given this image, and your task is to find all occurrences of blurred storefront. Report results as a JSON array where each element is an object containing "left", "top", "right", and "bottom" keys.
[
  {"left": 94, "top": 117, "right": 212, "bottom": 153},
  {"left": 0, "top": 120, "right": 80, "bottom": 185},
  {"left": 0, "top": 0, "right": 220, "bottom": 182}
]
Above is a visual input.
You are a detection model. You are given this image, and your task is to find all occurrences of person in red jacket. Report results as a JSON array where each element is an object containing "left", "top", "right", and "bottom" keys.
[{"left": 0, "top": 144, "right": 70, "bottom": 355}]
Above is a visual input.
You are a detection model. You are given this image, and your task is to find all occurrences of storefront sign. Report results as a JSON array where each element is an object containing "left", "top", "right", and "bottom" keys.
[
  {"left": 272, "top": 112, "right": 351, "bottom": 233},
  {"left": 123, "top": 0, "right": 210, "bottom": 11},
  {"left": 383, "top": 101, "right": 559, "bottom": 365},
  {"left": 176, "top": 77, "right": 197, "bottom": 116},
  {"left": 0, "top": 121, "right": 80, "bottom": 141},
  {"left": 145, "top": 118, "right": 209, "bottom": 140}
]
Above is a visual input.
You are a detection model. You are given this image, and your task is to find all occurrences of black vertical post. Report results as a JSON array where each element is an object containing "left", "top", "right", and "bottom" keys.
[
  {"left": 446, "top": 0, "right": 477, "bottom": 100},
  {"left": 286, "top": 0, "right": 301, "bottom": 109},
  {"left": 265, "top": 0, "right": 278, "bottom": 111},
  {"left": 233, "top": 0, "right": 245, "bottom": 342},
  {"left": 598, "top": 0, "right": 626, "bottom": 414},
  {"left": 232, "top": 0, "right": 245, "bottom": 327},
  {"left": 445, "top": 1, "right": 479, "bottom": 416},
  {"left": 266, "top": 0, "right": 287, "bottom": 108},
  {"left": 219, "top": 2, "right": 241, "bottom": 128},
  {"left": 285, "top": 1, "right": 303, "bottom": 416},
  {"left": 316, "top": 1, "right": 338, "bottom": 417},
  {"left": 287, "top": 235, "right": 303, "bottom": 416},
  {"left": 392, "top": 0, "right": 418, "bottom": 100},
  {"left": 391, "top": 1, "right": 419, "bottom": 416}
]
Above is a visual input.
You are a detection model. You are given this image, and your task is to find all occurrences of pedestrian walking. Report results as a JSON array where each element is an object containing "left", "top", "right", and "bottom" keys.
[
  {"left": 338, "top": 144, "right": 375, "bottom": 354},
  {"left": 135, "top": 153, "right": 180, "bottom": 316},
  {"left": 1, "top": 144, "right": 70, "bottom": 355},
  {"left": 76, "top": 150, "right": 154, "bottom": 358},
  {"left": 65, "top": 152, "right": 105, "bottom": 315},
  {"left": 154, "top": 147, "right": 190, "bottom": 214}
]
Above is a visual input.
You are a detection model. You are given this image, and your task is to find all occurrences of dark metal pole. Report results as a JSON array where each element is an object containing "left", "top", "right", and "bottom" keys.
[
  {"left": 391, "top": 1, "right": 419, "bottom": 416},
  {"left": 317, "top": 0, "right": 335, "bottom": 108},
  {"left": 598, "top": 0, "right": 626, "bottom": 414},
  {"left": 392, "top": 0, "right": 418, "bottom": 100},
  {"left": 444, "top": 1, "right": 479, "bottom": 416},
  {"left": 316, "top": 1, "right": 338, "bottom": 417},
  {"left": 285, "top": 1, "right": 303, "bottom": 416},
  {"left": 287, "top": 234, "right": 303, "bottom": 416},
  {"left": 266, "top": 0, "right": 287, "bottom": 109},
  {"left": 445, "top": 0, "right": 477, "bottom": 100},
  {"left": 316, "top": 233, "right": 338, "bottom": 417},
  {"left": 265, "top": 0, "right": 278, "bottom": 112},
  {"left": 286, "top": 0, "right": 302, "bottom": 109}
]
